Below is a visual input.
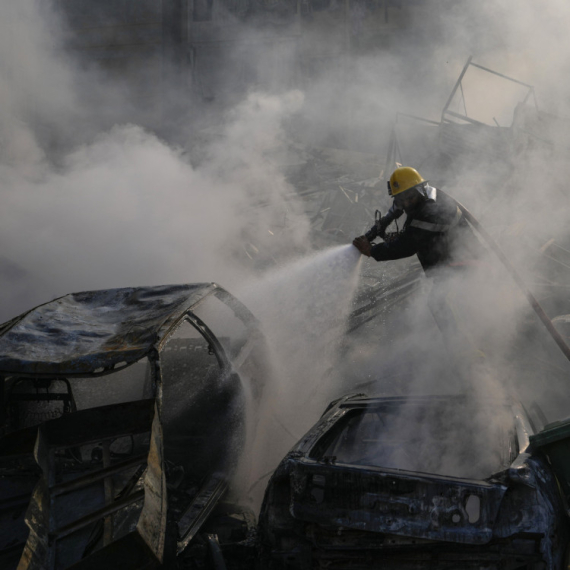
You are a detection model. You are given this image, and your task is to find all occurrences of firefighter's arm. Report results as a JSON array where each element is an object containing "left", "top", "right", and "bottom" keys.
[
  {"left": 370, "top": 230, "right": 418, "bottom": 261},
  {"left": 364, "top": 205, "right": 404, "bottom": 242}
]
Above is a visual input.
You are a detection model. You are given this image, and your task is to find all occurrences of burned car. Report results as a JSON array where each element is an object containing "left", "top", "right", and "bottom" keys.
[
  {"left": 259, "top": 394, "right": 570, "bottom": 569},
  {"left": 0, "top": 283, "right": 268, "bottom": 570}
]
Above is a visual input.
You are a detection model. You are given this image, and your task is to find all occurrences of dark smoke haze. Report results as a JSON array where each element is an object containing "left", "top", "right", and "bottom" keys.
[
  {"left": 3, "top": 0, "right": 570, "bottom": 502},
  {"left": 2, "top": 1, "right": 568, "bottom": 313}
]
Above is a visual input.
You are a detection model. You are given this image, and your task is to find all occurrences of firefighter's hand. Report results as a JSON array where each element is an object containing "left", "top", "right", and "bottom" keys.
[{"left": 353, "top": 236, "right": 372, "bottom": 257}]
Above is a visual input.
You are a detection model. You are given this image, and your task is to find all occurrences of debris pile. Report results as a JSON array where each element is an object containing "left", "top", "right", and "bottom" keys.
[{"left": 3, "top": 59, "right": 570, "bottom": 570}]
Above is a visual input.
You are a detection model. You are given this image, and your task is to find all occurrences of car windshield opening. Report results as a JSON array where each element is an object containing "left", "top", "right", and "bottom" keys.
[{"left": 311, "top": 401, "right": 518, "bottom": 479}]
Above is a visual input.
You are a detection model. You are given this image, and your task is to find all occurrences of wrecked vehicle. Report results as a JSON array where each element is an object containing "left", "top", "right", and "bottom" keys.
[
  {"left": 0, "top": 283, "right": 268, "bottom": 569},
  {"left": 259, "top": 393, "right": 570, "bottom": 569}
]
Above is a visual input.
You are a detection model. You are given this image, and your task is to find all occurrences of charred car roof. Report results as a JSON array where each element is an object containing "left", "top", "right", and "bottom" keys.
[{"left": 0, "top": 283, "right": 221, "bottom": 376}]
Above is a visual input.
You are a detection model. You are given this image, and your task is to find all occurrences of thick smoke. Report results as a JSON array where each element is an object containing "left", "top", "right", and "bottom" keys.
[
  {"left": 233, "top": 245, "right": 362, "bottom": 503},
  {"left": 0, "top": 3, "right": 313, "bottom": 322},
  {"left": 4, "top": 0, "right": 570, "bottom": 502}
]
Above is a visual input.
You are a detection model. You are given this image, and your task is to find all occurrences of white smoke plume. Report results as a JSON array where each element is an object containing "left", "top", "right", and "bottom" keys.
[
  {"left": 3, "top": 0, "right": 570, "bottom": 501},
  {"left": 0, "top": 2, "right": 312, "bottom": 322}
]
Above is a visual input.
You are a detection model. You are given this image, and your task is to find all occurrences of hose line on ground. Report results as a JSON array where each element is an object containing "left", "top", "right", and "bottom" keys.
[{"left": 441, "top": 190, "right": 570, "bottom": 364}]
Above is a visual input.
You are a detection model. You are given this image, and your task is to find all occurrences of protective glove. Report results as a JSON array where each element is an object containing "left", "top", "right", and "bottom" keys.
[{"left": 352, "top": 236, "right": 372, "bottom": 257}]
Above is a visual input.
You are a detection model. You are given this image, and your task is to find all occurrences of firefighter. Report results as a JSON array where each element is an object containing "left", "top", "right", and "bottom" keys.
[
  {"left": 353, "top": 166, "right": 480, "bottom": 274},
  {"left": 353, "top": 166, "right": 483, "bottom": 362}
]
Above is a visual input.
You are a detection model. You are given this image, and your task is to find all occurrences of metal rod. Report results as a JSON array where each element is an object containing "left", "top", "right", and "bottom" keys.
[
  {"left": 51, "top": 454, "right": 147, "bottom": 497},
  {"left": 102, "top": 441, "right": 114, "bottom": 545},
  {"left": 383, "top": 129, "right": 396, "bottom": 184},
  {"left": 469, "top": 61, "right": 534, "bottom": 89},
  {"left": 394, "top": 133, "right": 403, "bottom": 165},
  {"left": 396, "top": 112, "right": 440, "bottom": 126},
  {"left": 50, "top": 489, "right": 144, "bottom": 542},
  {"left": 441, "top": 56, "right": 472, "bottom": 122},
  {"left": 459, "top": 81, "right": 468, "bottom": 117},
  {"left": 542, "top": 253, "right": 570, "bottom": 273},
  {"left": 550, "top": 241, "right": 570, "bottom": 257},
  {"left": 522, "top": 88, "right": 533, "bottom": 105},
  {"left": 444, "top": 110, "right": 489, "bottom": 126},
  {"left": 80, "top": 463, "right": 147, "bottom": 559},
  {"left": 519, "top": 86, "right": 540, "bottom": 113},
  {"left": 177, "top": 475, "right": 228, "bottom": 554}
]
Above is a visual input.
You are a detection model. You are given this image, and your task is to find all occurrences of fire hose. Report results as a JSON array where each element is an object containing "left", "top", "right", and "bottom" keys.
[{"left": 440, "top": 190, "right": 570, "bottom": 364}]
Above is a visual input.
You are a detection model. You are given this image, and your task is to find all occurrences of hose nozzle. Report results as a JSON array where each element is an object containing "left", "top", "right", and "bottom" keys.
[{"left": 364, "top": 210, "right": 382, "bottom": 242}]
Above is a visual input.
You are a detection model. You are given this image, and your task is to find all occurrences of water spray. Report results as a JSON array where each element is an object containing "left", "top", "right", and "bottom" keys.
[{"left": 233, "top": 244, "right": 362, "bottom": 507}]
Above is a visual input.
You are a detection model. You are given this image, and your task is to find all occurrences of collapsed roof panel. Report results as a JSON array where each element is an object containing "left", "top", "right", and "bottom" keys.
[
  {"left": 378, "top": 58, "right": 541, "bottom": 195},
  {"left": 0, "top": 284, "right": 217, "bottom": 376},
  {"left": 442, "top": 56, "right": 537, "bottom": 128}
]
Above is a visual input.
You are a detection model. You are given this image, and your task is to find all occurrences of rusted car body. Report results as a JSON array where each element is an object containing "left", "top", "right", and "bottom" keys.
[
  {"left": 0, "top": 283, "right": 268, "bottom": 570},
  {"left": 259, "top": 394, "right": 569, "bottom": 569}
]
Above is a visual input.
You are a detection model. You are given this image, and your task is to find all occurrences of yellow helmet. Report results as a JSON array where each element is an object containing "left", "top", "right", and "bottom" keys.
[{"left": 388, "top": 167, "right": 425, "bottom": 197}]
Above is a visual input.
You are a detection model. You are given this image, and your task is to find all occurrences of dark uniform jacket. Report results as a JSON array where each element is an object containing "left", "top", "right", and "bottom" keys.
[
  {"left": 379, "top": 202, "right": 404, "bottom": 233},
  {"left": 370, "top": 189, "right": 481, "bottom": 274}
]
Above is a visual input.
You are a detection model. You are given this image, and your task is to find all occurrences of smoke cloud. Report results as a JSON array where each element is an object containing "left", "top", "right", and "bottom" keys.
[
  {"left": 0, "top": 3, "right": 313, "bottom": 321},
  {"left": 3, "top": 0, "right": 570, "bottom": 507}
]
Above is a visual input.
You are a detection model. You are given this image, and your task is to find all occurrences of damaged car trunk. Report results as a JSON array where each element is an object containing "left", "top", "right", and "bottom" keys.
[
  {"left": 0, "top": 283, "right": 269, "bottom": 570},
  {"left": 258, "top": 394, "right": 569, "bottom": 569}
]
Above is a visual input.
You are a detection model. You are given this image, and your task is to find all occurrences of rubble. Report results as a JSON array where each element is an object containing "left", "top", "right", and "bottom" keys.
[{"left": 4, "top": 57, "right": 570, "bottom": 570}]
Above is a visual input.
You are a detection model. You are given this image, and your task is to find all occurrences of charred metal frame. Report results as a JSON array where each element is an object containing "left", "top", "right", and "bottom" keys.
[
  {"left": 383, "top": 56, "right": 537, "bottom": 186},
  {"left": 0, "top": 283, "right": 265, "bottom": 570},
  {"left": 441, "top": 56, "right": 538, "bottom": 127},
  {"left": 17, "top": 399, "right": 159, "bottom": 570},
  {"left": 259, "top": 394, "right": 569, "bottom": 570}
]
